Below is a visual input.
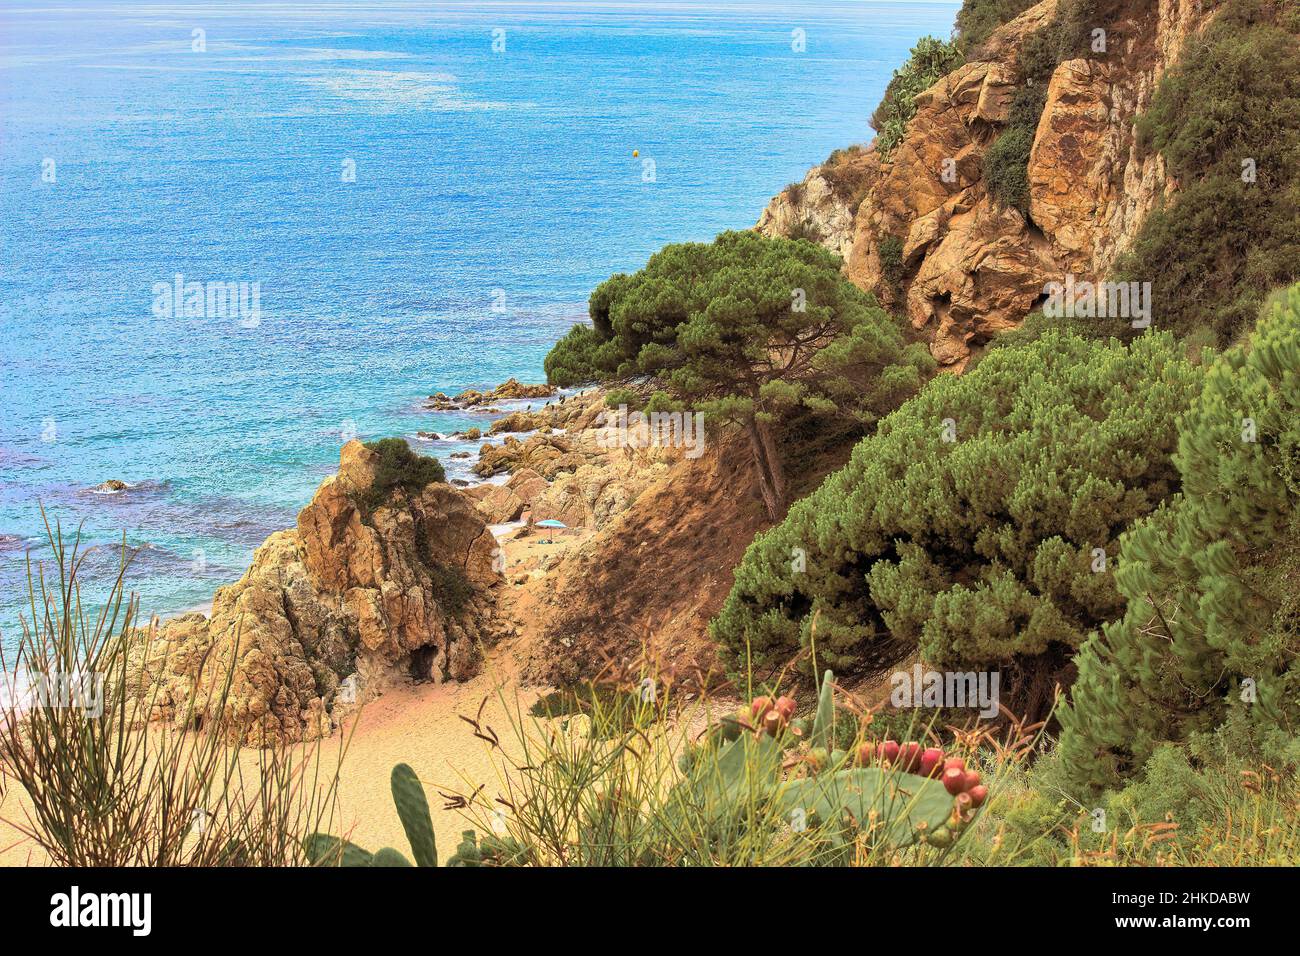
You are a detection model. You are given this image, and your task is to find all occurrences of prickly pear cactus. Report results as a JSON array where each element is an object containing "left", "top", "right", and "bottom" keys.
[
  {"left": 446, "top": 829, "right": 526, "bottom": 867},
  {"left": 391, "top": 763, "right": 438, "bottom": 867},
  {"left": 304, "top": 762, "right": 439, "bottom": 867},
  {"left": 677, "top": 670, "right": 988, "bottom": 851}
]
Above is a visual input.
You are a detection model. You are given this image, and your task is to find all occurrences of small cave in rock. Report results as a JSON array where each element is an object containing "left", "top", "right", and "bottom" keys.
[{"left": 409, "top": 646, "right": 437, "bottom": 683}]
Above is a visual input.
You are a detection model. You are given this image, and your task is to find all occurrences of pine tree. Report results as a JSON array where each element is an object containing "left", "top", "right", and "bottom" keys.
[
  {"left": 1059, "top": 284, "right": 1300, "bottom": 788},
  {"left": 712, "top": 328, "right": 1204, "bottom": 711},
  {"left": 544, "top": 231, "right": 932, "bottom": 518}
]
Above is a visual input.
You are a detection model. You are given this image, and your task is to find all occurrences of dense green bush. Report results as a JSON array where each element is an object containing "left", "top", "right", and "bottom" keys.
[
  {"left": 544, "top": 231, "right": 933, "bottom": 517},
  {"left": 981, "top": 121, "right": 1036, "bottom": 215},
  {"left": 877, "top": 233, "right": 905, "bottom": 293},
  {"left": 1059, "top": 284, "right": 1300, "bottom": 788},
  {"left": 712, "top": 329, "right": 1204, "bottom": 709},
  {"left": 359, "top": 438, "right": 446, "bottom": 512},
  {"left": 1114, "top": 0, "right": 1300, "bottom": 342},
  {"left": 429, "top": 563, "right": 473, "bottom": 616},
  {"left": 544, "top": 324, "right": 611, "bottom": 388},
  {"left": 871, "top": 37, "right": 964, "bottom": 158}
]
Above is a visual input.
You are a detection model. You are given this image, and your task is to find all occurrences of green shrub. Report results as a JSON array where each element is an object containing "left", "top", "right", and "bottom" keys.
[
  {"left": 1059, "top": 283, "right": 1300, "bottom": 788},
  {"left": 0, "top": 520, "right": 343, "bottom": 866},
  {"left": 871, "top": 37, "right": 964, "bottom": 158},
  {"left": 429, "top": 563, "right": 473, "bottom": 616},
  {"left": 359, "top": 438, "right": 446, "bottom": 513},
  {"left": 878, "top": 233, "right": 905, "bottom": 293},
  {"left": 982, "top": 123, "right": 1036, "bottom": 215},
  {"left": 544, "top": 324, "right": 615, "bottom": 388},
  {"left": 602, "top": 387, "right": 640, "bottom": 409},
  {"left": 712, "top": 329, "right": 1204, "bottom": 706},
  {"left": 1115, "top": 0, "right": 1300, "bottom": 342}
]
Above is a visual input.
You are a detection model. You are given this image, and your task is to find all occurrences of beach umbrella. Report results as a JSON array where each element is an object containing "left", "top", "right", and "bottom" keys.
[{"left": 534, "top": 518, "right": 567, "bottom": 543}]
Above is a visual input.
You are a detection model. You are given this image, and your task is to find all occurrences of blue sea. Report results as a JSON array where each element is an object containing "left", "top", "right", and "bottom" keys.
[{"left": 0, "top": 0, "right": 958, "bottom": 646}]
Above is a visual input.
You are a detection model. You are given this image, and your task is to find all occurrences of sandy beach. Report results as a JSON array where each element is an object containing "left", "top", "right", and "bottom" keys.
[{"left": 0, "top": 522, "right": 585, "bottom": 866}]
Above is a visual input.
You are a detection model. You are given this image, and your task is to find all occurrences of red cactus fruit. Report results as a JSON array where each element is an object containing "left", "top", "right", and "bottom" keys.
[
  {"left": 920, "top": 748, "right": 945, "bottom": 778},
  {"left": 879, "top": 740, "right": 901, "bottom": 765},
  {"left": 761, "top": 710, "right": 783, "bottom": 737},
  {"left": 856, "top": 742, "right": 876, "bottom": 767},
  {"left": 963, "top": 769, "right": 981, "bottom": 792},
  {"left": 773, "top": 695, "right": 797, "bottom": 720},
  {"left": 943, "top": 757, "right": 965, "bottom": 774},
  {"left": 942, "top": 767, "right": 966, "bottom": 795},
  {"left": 899, "top": 742, "right": 923, "bottom": 773},
  {"left": 968, "top": 784, "right": 988, "bottom": 808},
  {"left": 954, "top": 791, "right": 973, "bottom": 812},
  {"left": 751, "top": 696, "right": 773, "bottom": 721}
]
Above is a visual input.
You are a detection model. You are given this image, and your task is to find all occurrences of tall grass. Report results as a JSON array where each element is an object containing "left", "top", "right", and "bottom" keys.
[{"left": 0, "top": 514, "right": 347, "bottom": 866}]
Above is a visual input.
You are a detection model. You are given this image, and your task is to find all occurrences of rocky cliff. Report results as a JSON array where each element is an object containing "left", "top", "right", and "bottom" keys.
[
  {"left": 758, "top": 0, "right": 1214, "bottom": 367},
  {"left": 132, "top": 441, "right": 502, "bottom": 745}
]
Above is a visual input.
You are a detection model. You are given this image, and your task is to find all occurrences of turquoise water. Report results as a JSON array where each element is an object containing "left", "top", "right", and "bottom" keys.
[{"left": 0, "top": 0, "right": 958, "bottom": 644}]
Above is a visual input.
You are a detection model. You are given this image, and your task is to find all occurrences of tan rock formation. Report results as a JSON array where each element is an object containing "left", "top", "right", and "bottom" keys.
[
  {"left": 755, "top": 149, "right": 876, "bottom": 261},
  {"left": 131, "top": 441, "right": 502, "bottom": 746},
  {"left": 757, "top": 0, "right": 1211, "bottom": 367},
  {"left": 426, "top": 377, "right": 555, "bottom": 410}
]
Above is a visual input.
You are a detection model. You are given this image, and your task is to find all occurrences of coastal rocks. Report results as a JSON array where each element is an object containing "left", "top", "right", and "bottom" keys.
[
  {"left": 425, "top": 377, "right": 554, "bottom": 411},
  {"left": 517, "top": 434, "right": 765, "bottom": 688},
  {"left": 463, "top": 390, "right": 678, "bottom": 531},
  {"left": 475, "top": 483, "right": 527, "bottom": 524},
  {"left": 528, "top": 457, "right": 669, "bottom": 530},
  {"left": 92, "top": 479, "right": 130, "bottom": 493},
  {"left": 1027, "top": 58, "right": 1116, "bottom": 271},
  {"left": 130, "top": 440, "right": 502, "bottom": 747},
  {"left": 756, "top": 0, "right": 1210, "bottom": 367},
  {"left": 755, "top": 150, "right": 876, "bottom": 262},
  {"left": 505, "top": 468, "right": 548, "bottom": 505},
  {"left": 903, "top": 202, "right": 1059, "bottom": 365},
  {"left": 473, "top": 434, "right": 588, "bottom": 480},
  {"left": 488, "top": 410, "right": 549, "bottom": 435}
]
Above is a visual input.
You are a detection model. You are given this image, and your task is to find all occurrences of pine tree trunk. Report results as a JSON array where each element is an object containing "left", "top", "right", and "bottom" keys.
[{"left": 745, "top": 415, "right": 786, "bottom": 520}]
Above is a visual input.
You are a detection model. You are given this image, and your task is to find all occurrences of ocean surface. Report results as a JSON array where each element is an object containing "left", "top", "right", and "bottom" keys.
[{"left": 0, "top": 0, "right": 958, "bottom": 647}]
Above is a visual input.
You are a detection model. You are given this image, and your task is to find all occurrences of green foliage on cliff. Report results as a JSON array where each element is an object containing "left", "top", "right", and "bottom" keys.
[
  {"left": 954, "top": 0, "right": 1037, "bottom": 53},
  {"left": 871, "top": 37, "right": 965, "bottom": 158},
  {"left": 984, "top": 0, "right": 1149, "bottom": 217},
  {"left": 712, "top": 329, "right": 1204, "bottom": 709},
  {"left": 544, "top": 230, "right": 933, "bottom": 517},
  {"left": 877, "top": 233, "right": 906, "bottom": 294},
  {"left": 1059, "top": 284, "right": 1300, "bottom": 789},
  {"left": 1114, "top": 0, "right": 1300, "bottom": 343},
  {"left": 544, "top": 324, "right": 611, "bottom": 388},
  {"left": 981, "top": 110, "right": 1037, "bottom": 215},
  {"left": 429, "top": 563, "right": 473, "bottom": 616},
  {"left": 360, "top": 438, "right": 446, "bottom": 513}
]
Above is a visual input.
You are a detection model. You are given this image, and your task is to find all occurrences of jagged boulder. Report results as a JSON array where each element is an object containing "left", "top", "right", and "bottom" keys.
[
  {"left": 131, "top": 441, "right": 502, "bottom": 746},
  {"left": 488, "top": 410, "right": 549, "bottom": 435}
]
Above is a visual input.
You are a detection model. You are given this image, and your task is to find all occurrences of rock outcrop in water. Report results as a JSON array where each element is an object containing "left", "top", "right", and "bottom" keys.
[
  {"left": 131, "top": 440, "right": 502, "bottom": 746},
  {"left": 425, "top": 377, "right": 556, "bottom": 411},
  {"left": 757, "top": 0, "right": 1211, "bottom": 368}
]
